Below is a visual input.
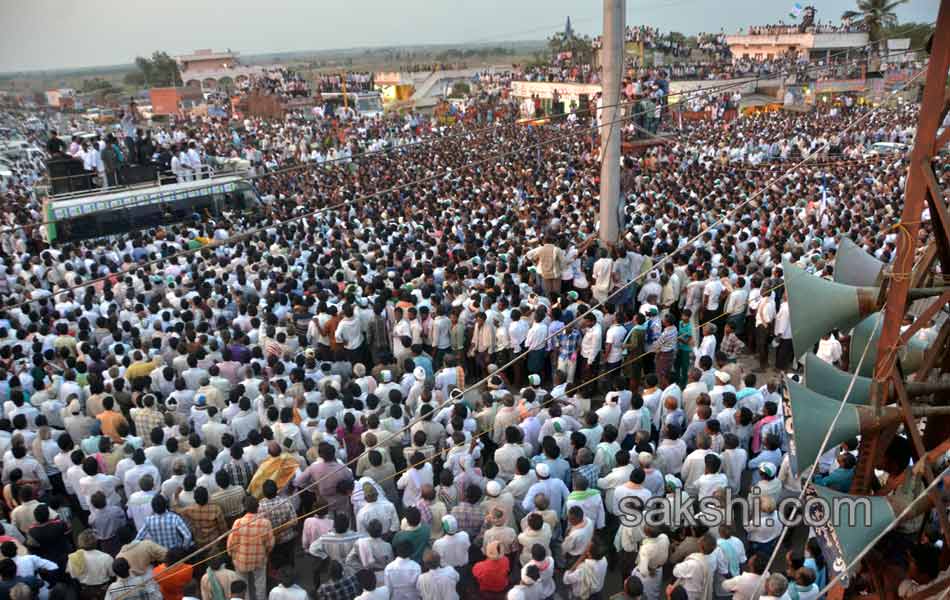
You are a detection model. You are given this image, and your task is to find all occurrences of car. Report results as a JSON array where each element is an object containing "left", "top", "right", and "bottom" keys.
[{"left": 863, "top": 141, "right": 909, "bottom": 158}]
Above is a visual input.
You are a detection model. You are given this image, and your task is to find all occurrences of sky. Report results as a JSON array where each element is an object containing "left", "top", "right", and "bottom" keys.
[{"left": 0, "top": 0, "right": 940, "bottom": 72}]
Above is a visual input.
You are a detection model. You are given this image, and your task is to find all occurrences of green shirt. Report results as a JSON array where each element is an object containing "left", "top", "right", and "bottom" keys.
[
  {"left": 392, "top": 524, "right": 431, "bottom": 563},
  {"left": 677, "top": 322, "right": 693, "bottom": 353}
]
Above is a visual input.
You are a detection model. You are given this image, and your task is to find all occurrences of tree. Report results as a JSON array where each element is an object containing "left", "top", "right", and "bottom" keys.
[
  {"left": 449, "top": 82, "right": 470, "bottom": 98},
  {"left": 842, "top": 0, "right": 908, "bottom": 44},
  {"left": 132, "top": 51, "right": 182, "bottom": 87},
  {"left": 124, "top": 71, "right": 146, "bottom": 86},
  {"left": 883, "top": 21, "right": 935, "bottom": 50},
  {"left": 547, "top": 32, "right": 595, "bottom": 64},
  {"left": 81, "top": 77, "right": 118, "bottom": 95}
]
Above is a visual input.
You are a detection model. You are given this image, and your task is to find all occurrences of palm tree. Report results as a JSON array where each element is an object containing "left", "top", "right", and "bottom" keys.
[{"left": 842, "top": 0, "right": 908, "bottom": 44}]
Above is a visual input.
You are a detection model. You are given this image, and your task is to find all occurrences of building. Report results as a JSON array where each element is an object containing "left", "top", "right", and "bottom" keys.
[
  {"left": 175, "top": 49, "right": 263, "bottom": 90},
  {"left": 725, "top": 30, "right": 870, "bottom": 63},
  {"left": 149, "top": 86, "right": 204, "bottom": 115},
  {"left": 45, "top": 88, "right": 76, "bottom": 108}
]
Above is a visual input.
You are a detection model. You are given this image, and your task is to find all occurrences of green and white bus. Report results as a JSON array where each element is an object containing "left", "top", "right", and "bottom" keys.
[{"left": 42, "top": 175, "right": 260, "bottom": 243}]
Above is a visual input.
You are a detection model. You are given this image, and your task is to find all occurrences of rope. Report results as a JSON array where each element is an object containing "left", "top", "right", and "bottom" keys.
[
  {"left": 108, "top": 47, "right": 930, "bottom": 599},
  {"left": 158, "top": 276, "right": 786, "bottom": 580}
]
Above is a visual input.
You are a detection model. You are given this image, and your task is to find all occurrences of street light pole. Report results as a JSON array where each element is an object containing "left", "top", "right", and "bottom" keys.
[{"left": 599, "top": 0, "right": 625, "bottom": 245}]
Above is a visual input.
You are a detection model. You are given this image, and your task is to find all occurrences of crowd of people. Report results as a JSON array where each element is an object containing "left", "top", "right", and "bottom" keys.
[
  {"left": 0, "top": 45, "right": 945, "bottom": 600},
  {"left": 314, "top": 73, "right": 375, "bottom": 94},
  {"left": 744, "top": 22, "right": 868, "bottom": 36},
  {"left": 239, "top": 69, "right": 313, "bottom": 100}
]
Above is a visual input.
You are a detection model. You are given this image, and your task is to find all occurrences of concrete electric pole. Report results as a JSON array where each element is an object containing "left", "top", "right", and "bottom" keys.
[{"left": 599, "top": 0, "right": 625, "bottom": 245}]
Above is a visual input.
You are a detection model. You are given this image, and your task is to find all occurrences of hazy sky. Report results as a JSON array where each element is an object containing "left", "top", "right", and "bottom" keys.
[{"left": 0, "top": 0, "right": 939, "bottom": 72}]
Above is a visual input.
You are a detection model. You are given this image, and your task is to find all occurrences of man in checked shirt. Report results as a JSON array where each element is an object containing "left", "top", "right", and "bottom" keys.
[
  {"left": 259, "top": 479, "right": 298, "bottom": 570},
  {"left": 228, "top": 496, "right": 275, "bottom": 600}
]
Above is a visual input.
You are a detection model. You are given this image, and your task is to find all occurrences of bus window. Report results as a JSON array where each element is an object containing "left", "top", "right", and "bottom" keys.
[{"left": 127, "top": 204, "right": 165, "bottom": 229}]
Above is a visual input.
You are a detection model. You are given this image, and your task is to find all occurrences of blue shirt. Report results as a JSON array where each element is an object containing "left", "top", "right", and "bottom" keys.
[
  {"left": 531, "top": 456, "right": 572, "bottom": 487},
  {"left": 413, "top": 355, "right": 434, "bottom": 380},
  {"left": 815, "top": 467, "right": 854, "bottom": 493},
  {"left": 135, "top": 511, "right": 193, "bottom": 549}
]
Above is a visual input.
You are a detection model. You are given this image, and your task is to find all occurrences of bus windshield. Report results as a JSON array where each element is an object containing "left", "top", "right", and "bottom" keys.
[{"left": 357, "top": 95, "right": 382, "bottom": 113}]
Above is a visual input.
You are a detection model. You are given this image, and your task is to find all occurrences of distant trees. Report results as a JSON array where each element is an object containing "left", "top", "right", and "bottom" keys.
[
  {"left": 132, "top": 51, "right": 182, "bottom": 87},
  {"left": 547, "top": 32, "right": 594, "bottom": 63},
  {"left": 81, "top": 77, "right": 119, "bottom": 95},
  {"left": 434, "top": 47, "right": 516, "bottom": 62}
]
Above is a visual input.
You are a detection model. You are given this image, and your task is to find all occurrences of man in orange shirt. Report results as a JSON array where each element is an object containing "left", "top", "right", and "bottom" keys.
[
  {"left": 227, "top": 496, "right": 274, "bottom": 600},
  {"left": 153, "top": 547, "right": 194, "bottom": 600},
  {"left": 96, "top": 396, "right": 129, "bottom": 443}
]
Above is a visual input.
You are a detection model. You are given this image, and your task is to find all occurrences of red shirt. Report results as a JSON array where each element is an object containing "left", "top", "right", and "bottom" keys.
[{"left": 472, "top": 556, "right": 510, "bottom": 592}]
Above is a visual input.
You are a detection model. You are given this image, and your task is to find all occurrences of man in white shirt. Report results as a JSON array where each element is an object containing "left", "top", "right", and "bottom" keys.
[
  {"left": 561, "top": 506, "right": 595, "bottom": 559},
  {"left": 384, "top": 542, "right": 422, "bottom": 600},
  {"left": 523, "top": 311, "right": 549, "bottom": 380},
  {"left": 671, "top": 534, "right": 717, "bottom": 600},
  {"left": 816, "top": 331, "right": 842, "bottom": 365},
  {"left": 578, "top": 314, "right": 603, "bottom": 392},
  {"left": 563, "top": 544, "right": 609, "bottom": 600},
  {"left": 415, "top": 550, "right": 459, "bottom": 600},
  {"left": 681, "top": 433, "right": 712, "bottom": 494},
  {"left": 773, "top": 292, "right": 794, "bottom": 371},
  {"left": 702, "top": 274, "right": 725, "bottom": 325},
  {"left": 431, "top": 516, "right": 469, "bottom": 569},
  {"left": 722, "top": 554, "right": 769, "bottom": 600},
  {"left": 604, "top": 318, "right": 627, "bottom": 370},
  {"left": 356, "top": 486, "right": 400, "bottom": 535},
  {"left": 335, "top": 304, "right": 364, "bottom": 363},
  {"left": 694, "top": 323, "right": 717, "bottom": 369},
  {"left": 354, "top": 570, "right": 389, "bottom": 600},
  {"left": 754, "top": 287, "right": 776, "bottom": 371},
  {"left": 269, "top": 566, "right": 309, "bottom": 600}
]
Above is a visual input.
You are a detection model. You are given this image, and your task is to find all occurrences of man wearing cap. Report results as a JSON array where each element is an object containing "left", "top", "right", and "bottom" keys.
[
  {"left": 356, "top": 484, "right": 400, "bottom": 536},
  {"left": 709, "top": 370, "right": 734, "bottom": 414},
  {"left": 522, "top": 463, "right": 569, "bottom": 517},
  {"left": 482, "top": 480, "right": 517, "bottom": 530}
]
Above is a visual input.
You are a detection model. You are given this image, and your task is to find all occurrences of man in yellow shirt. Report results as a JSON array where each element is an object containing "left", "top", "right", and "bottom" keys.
[{"left": 125, "top": 351, "right": 162, "bottom": 381}]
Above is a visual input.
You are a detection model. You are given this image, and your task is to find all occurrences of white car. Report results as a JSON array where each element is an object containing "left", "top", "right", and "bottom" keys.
[{"left": 863, "top": 141, "right": 909, "bottom": 158}]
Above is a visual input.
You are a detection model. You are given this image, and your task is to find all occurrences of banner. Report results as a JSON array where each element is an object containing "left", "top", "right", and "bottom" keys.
[
  {"left": 803, "top": 484, "right": 852, "bottom": 588},
  {"left": 782, "top": 389, "right": 799, "bottom": 477}
]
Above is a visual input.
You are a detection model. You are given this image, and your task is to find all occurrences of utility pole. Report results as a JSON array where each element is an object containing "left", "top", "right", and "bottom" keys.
[{"left": 599, "top": 0, "right": 625, "bottom": 245}]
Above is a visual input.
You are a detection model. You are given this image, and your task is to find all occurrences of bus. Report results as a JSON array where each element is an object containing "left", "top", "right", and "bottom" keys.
[
  {"left": 320, "top": 91, "right": 384, "bottom": 119},
  {"left": 42, "top": 174, "right": 260, "bottom": 244}
]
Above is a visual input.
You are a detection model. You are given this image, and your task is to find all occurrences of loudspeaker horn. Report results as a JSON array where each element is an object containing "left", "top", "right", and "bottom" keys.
[
  {"left": 833, "top": 238, "right": 886, "bottom": 287},
  {"left": 806, "top": 484, "right": 898, "bottom": 587},
  {"left": 803, "top": 352, "right": 873, "bottom": 405},
  {"left": 786, "top": 381, "right": 902, "bottom": 476},
  {"left": 787, "top": 380, "right": 950, "bottom": 476},
  {"left": 785, "top": 260, "right": 944, "bottom": 360},
  {"left": 807, "top": 483, "right": 933, "bottom": 587},
  {"left": 849, "top": 313, "right": 930, "bottom": 378},
  {"left": 803, "top": 352, "right": 950, "bottom": 404}
]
